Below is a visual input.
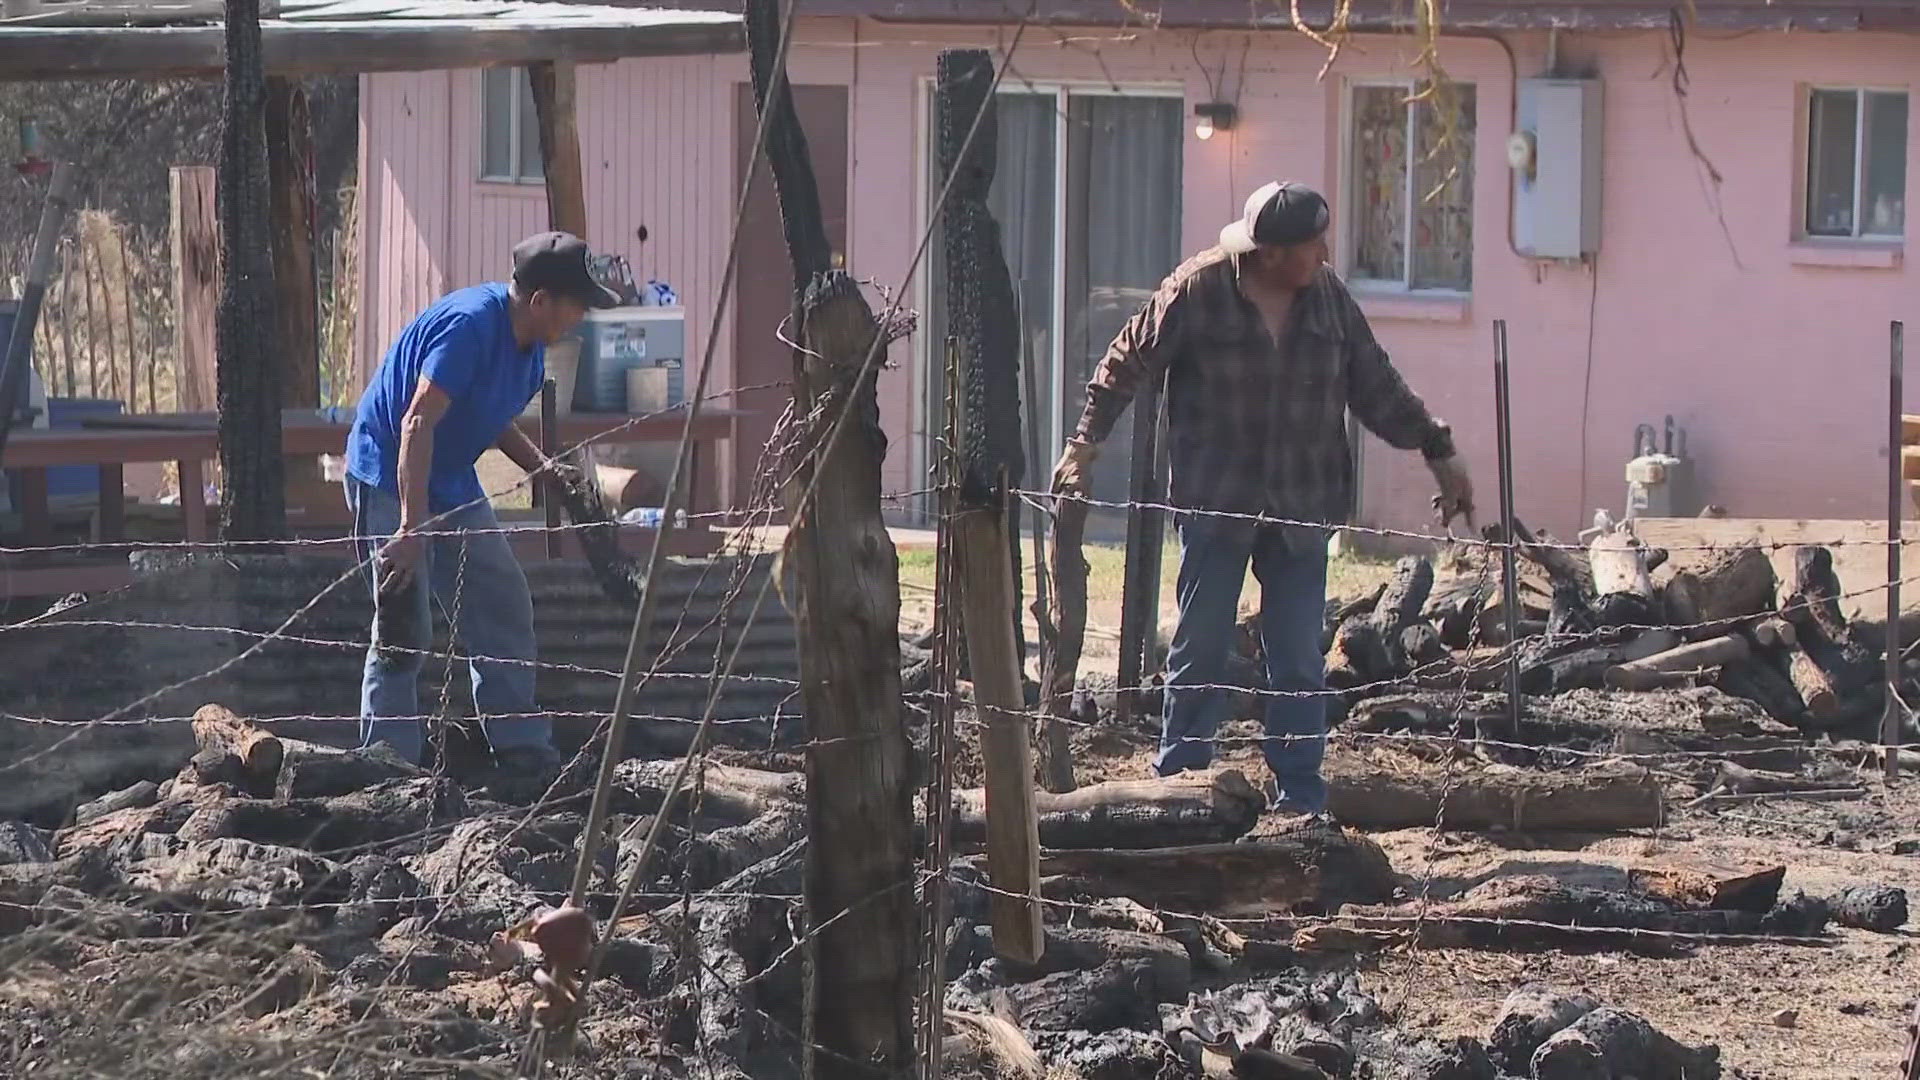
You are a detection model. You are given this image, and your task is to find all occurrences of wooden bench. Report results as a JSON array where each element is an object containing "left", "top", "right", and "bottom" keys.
[{"left": 1, "top": 408, "right": 741, "bottom": 598}]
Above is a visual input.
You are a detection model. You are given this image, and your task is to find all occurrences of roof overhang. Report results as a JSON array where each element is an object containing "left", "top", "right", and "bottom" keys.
[
  {"left": 639, "top": 0, "right": 1918, "bottom": 34},
  {"left": 0, "top": 1, "right": 744, "bottom": 80}
]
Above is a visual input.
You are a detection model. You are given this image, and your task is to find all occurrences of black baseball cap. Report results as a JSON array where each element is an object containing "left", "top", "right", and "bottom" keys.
[
  {"left": 1219, "top": 181, "right": 1331, "bottom": 254},
  {"left": 511, "top": 231, "right": 621, "bottom": 309}
]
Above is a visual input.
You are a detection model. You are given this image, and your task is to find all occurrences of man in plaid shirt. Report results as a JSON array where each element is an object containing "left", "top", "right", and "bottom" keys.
[{"left": 1053, "top": 181, "right": 1474, "bottom": 814}]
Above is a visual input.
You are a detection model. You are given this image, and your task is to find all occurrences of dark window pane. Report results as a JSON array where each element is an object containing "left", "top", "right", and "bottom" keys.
[
  {"left": 1064, "top": 94, "right": 1182, "bottom": 502},
  {"left": 1806, "top": 89, "right": 1858, "bottom": 237},
  {"left": 482, "top": 67, "right": 515, "bottom": 179}
]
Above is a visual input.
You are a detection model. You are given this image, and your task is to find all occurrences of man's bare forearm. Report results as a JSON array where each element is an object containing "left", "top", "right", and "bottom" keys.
[
  {"left": 495, "top": 421, "right": 546, "bottom": 475},
  {"left": 396, "top": 413, "right": 434, "bottom": 530}
]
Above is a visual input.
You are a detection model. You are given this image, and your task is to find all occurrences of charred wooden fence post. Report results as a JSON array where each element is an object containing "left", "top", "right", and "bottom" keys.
[
  {"left": 745, "top": 0, "right": 917, "bottom": 1074},
  {"left": 1041, "top": 484, "right": 1088, "bottom": 794},
  {"left": 936, "top": 47, "right": 1044, "bottom": 963},
  {"left": 217, "top": 0, "right": 285, "bottom": 541},
  {"left": 1116, "top": 380, "right": 1168, "bottom": 725}
]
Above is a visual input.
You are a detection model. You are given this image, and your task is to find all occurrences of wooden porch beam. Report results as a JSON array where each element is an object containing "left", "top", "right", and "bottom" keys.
[
  {"left": 266, "top": 75, "right": 325, "bottom": 501},
  {"left": 527, "top": 61, "right": 588, "bottom": 240},
  {"left": 265, "top": 76, "right": 320, "bottom": 413}
]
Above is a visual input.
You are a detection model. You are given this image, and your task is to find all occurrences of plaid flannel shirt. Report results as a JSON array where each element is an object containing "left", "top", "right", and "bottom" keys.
[{"left": 1072, "top": 248, "right": 1452, "bottom": 530}]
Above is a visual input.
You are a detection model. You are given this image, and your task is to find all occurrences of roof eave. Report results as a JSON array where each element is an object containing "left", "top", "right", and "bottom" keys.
[
  {"left": 0, "top": 16, "right": 745, "bottom": 80},
  {"left": 632, "top": 0, "right": 1883, "bottom": 33}
]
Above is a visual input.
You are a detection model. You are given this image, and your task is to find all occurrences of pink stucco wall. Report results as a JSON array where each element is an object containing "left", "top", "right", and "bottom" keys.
[{"left": 360, "top": 19, "right": 1919, "bottom": 539}]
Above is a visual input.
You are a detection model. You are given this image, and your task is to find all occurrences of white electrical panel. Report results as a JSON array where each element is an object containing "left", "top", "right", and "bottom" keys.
[{"left": 1512, "top": 78, "right": 1602, "bottom": 259}]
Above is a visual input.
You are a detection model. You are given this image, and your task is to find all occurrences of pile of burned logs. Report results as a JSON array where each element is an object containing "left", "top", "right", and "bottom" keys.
[
  {"left": 5, "top": 698, "right": 1914, "bottom": 1079},
  {"left": 1309, "top": 519, "right": 1897, "bottom": 740}
]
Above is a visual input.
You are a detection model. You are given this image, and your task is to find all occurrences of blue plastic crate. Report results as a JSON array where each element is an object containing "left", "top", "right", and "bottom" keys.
[{"left": 45, "top": 397, "right": 124, "bottom": 500}]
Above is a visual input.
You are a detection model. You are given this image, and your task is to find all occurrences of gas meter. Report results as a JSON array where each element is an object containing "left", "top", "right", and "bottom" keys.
[{"left": 1625, "top": 416, "right": 1697, "bottom": 520}]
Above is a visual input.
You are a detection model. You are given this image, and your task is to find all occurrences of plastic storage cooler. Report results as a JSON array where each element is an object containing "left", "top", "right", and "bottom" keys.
[
  {"left": 45, "top": 399, "right": 123, "bottom": 498},
  {"left": 573, "top": 306, "right": 686, "bottom": 412}
]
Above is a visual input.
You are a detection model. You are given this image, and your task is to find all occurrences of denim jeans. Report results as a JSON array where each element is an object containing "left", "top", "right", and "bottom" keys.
[
  {"left": 1156, "top": 516, "right": 1329, "bottom": 811},
  {"left": 346, "top": 477, "right": 549, "bottom": 763}
]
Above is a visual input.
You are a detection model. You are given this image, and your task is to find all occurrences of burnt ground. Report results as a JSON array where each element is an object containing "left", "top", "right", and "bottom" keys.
[
  {"left": 1067, "top": 714, "right": 1920, "bottom": 1080},
  {"left": 5, "top": 545, "right": 1918, "bottom": 1078},
  {"left": 4, "top": 702, "right": 1916, "bottom": 1079}
]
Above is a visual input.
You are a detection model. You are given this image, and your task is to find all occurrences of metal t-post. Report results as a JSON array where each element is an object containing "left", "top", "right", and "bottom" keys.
[
  {"left": 1493, "top": 320, "right": 1522, "bottom": 732},
  {"left": 1884, "top": 320, "right": 1905, "bottom": 781}
]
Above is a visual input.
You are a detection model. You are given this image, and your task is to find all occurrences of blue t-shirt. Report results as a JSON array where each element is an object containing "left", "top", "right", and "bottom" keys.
[{"left": 346, "top": 283, "right": 545, "bottom": 514}]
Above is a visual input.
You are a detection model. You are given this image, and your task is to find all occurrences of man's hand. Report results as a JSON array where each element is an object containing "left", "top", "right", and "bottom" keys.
[
  {"left": 1427, "top": 455, "right": 1475, "bottom": 529},
  {"left": 377, "top": 530, "right": 427, "bottom": 593},
  {"left": 539, "top": 456, "right": 586, "bottom": 493},
  {"left": 1051, "top": 439, "right": 1099, "bottom": 497}
]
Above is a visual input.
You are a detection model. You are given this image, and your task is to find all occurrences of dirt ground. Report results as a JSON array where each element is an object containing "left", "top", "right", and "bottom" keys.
[{"left": 897, "top": 535, "right": 1397, "bottom": 678}]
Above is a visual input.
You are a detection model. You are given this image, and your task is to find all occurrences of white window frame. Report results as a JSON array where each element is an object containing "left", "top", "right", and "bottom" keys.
[
  {"left": 1341, "top": 78, "right": 1476, "bottom": 296},
  {"left": 909, "top": 77, "right": 1183, "bottom": 495},
  {"left": 479, "top": 66, "right": 543, "bottom": 185},
  {"left": 1802, "top": 85, "right": 1908, "bottom": 241}
]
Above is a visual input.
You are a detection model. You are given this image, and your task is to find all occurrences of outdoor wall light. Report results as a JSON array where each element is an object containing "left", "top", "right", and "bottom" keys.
[{"left": 1193, "top": 102, "right": 1238, "bottom": 141}]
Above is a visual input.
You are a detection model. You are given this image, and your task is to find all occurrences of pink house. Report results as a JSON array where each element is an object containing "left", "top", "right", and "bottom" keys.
[{"left": 357, "top": 1, "right": 1919, "bottom": 541}]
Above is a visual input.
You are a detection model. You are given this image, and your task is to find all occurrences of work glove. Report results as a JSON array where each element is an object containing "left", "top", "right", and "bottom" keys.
[
  {"left": 1051, "top": 438, "right": 1099, "bottom": 498},
  {"left": 1427, "top": 454, "right": 1474, "bottom": 529}
]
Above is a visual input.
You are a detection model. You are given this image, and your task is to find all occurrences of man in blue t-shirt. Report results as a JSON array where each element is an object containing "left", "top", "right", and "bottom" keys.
[{"left": 345, "top": 231, "right": 618, "bottom": 773}]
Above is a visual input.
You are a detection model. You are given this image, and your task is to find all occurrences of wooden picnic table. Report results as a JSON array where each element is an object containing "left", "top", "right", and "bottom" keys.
[{"left": 1, "top": 408, "right": 742, "bottom": 596}]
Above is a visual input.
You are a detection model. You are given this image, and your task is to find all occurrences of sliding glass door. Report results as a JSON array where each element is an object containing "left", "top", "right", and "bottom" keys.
[{"left": 923, "top": 87, "right": 1183, "bottom": 516}]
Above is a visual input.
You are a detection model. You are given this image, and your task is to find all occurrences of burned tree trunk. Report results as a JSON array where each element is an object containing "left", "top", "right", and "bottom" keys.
[
  {"left": 1371, "top": 556, "right": 1435, "bottom": 671},
  {"left": 216, "top": 0, "right": 285, "bottom": 541},
  {"left": 1661, "top": 543, "right": 1776, "bottom": 633},
  {"left": 1782, "top": 546, "right": 1880, "bottom": 729},
  {"left": 191, "top": 703, "right": 283, "bottom": 792},
  {"left": 950, "top": 768, "right": 1263, "bottom": 849},
  {"left": 1604, "top": 634, "right": 1750, "bottom": 691},
  {"left": 1325, "top": 764, "right": 1663, "bottom": 832},
  {"left": 938, "top": 47, "right": 1043, "bottom": 962},
  {"left": 1036, "top": 823, "right": 1399, "bottom": 915},
  {"left": 747, "top": 0, "right": 915, "bottom": 1073},
  {"left": 1497, "top": 519, "right": 1597, "bottom": 637}
]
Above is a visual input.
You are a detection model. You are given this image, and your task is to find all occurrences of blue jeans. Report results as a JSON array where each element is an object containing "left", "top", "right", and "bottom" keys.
[
  {"left": 347, "top": 477, "right": 549, "bottom": 763},
  {"left": 1157, "top": 516, "right": 1329, "bottom": 811}
]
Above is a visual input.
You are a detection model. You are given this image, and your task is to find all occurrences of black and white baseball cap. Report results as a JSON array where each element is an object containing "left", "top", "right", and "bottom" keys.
[
  {"left": 511, "top": 231, "right": 621, "bottom": 309},
  {"left": 1218, "top": 181, "right": 1331, "bottom": 254}
]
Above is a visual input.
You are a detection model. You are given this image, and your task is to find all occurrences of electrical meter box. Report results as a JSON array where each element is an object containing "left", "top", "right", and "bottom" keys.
[
  {"left": 1624, "top": 420, "right": 1698, "bottom": 520},
  {"left": 1512, "top": 78, "right": 1603, "bottom": 259},
  {"left": 573, "top": 306, "right": 687, "bottom": 412}
]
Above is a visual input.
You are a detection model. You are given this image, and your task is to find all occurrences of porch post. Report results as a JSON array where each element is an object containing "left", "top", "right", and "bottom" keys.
[{"left": 528, "top": 61, "right": 589, "bottom": 238}]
